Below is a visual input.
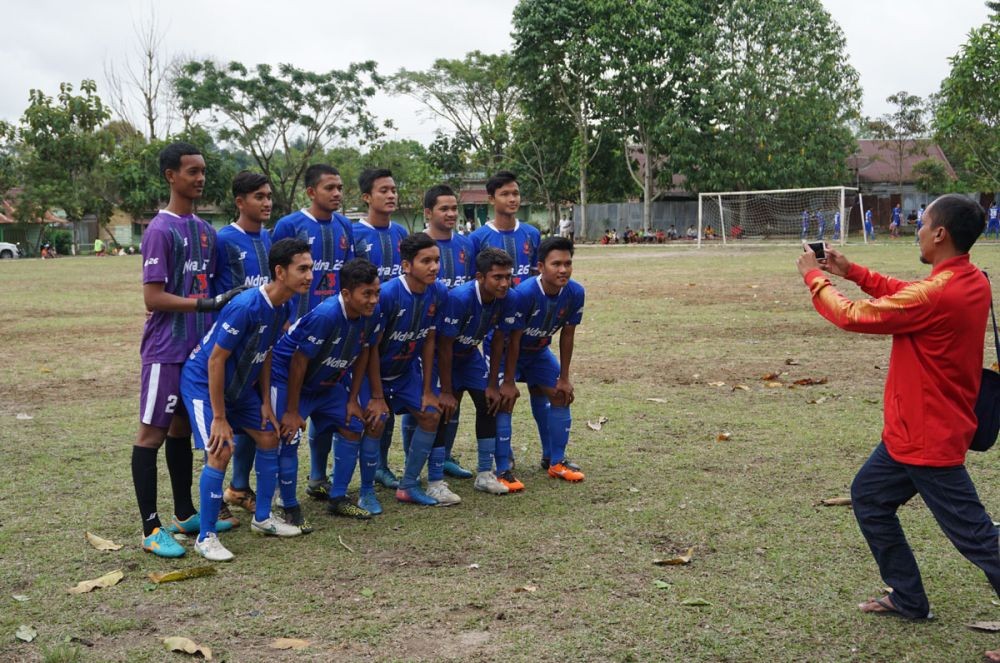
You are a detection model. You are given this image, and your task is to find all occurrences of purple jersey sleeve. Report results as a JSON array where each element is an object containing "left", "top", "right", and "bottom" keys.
[{"left": 142, "top": 227, "right": 171, "bottom": 284}]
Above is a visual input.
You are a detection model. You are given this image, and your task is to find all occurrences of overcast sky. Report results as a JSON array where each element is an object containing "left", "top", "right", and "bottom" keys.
[{"left": 0, "top": 0, "right": 992, "bottom": 143}]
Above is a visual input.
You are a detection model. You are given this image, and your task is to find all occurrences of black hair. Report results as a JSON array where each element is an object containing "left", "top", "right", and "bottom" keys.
[
  {"left": 232, "top": 170, "right": 270, "bottom": 198},
  {"left": 159, "top": 141, "right": 202, "bottom": 179},
  {"left": 486, "top": 170, "right": 518, "bottom": 197},
  {"left": 340, "top": 258, "right": 379, "bottom": 291},
  {"left": 475, "top": 247, "right": 514, "bottom": 275},
  {"left": 400, "top": 232, "right": 437, "bottom": 263},
  {"left": 359, "top": 168, "right": 393, "bottom": 195},
  {"left": 423, "top": 184, "right": 457, "bottom": 210},
  {"left": 268, "top": 238, "right": 311, "bottom": 279},
  {"left": 926, "top": 194, "right": 986, "bottom": 254},
  {"left": 538, "top": 236, "right": 574, "bottom": 264},
  {"left": 305, "top": 164, "right": 340, "bottom": 189}
]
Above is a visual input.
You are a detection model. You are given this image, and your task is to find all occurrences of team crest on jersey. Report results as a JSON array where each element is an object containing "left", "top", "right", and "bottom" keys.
[
  {"left": 557, "top": 307, "right": 566, "bottom": 320},
  {"left": 426, "top": 302, "right": 437, "bottom": 319},
  {"left": 458, "top": 249, "right": 467, "bottom": 264},
  {"left": 522, "top": 240, "right": 531, "bottom": 255},
  {"left": 339, "top": 234, "right": 348, "bottom": 251},
  {"left": 200, "top": 231, "right": 209, "bottom": 249}
]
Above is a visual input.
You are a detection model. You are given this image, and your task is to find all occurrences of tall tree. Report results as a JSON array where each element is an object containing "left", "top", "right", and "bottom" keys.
[
  {"left": 506, "top": 112, "right": 575, "bottom": 231},
  {"left": 933, "top": 10, "right": 1000, "bottom": 191},
  {"left": 174, "top": 60, "right": 385, "bottom": 217},
  {"left": 867, "top": 91, "right": 928, "bottom": 193},
  {"left": 394, "top": 51, "right": 521, "bottom": 172}
]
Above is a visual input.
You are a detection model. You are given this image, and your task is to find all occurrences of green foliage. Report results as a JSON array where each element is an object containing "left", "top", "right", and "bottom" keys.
[
  {"left": 867, "top": 91, "right": 928, "bottom": 191},
  {"left": 363, "top": 140, "right": 445, "bottom": 231},
  {"left": 174, "top": 59, "right": 385, "bottom": 217},
  {"left": 426, "top": 132, "right": 471, "bottom": 190},
  {"left": 911, "top": 158, "right": 954, "bottom": 193},
  {"left": 505, "top": 109, "right": 575, "bottom": 231},
  {"left": 43, "top": 228, "right": 72, "bottom": 255},
  {"left": 933, "top": 12, "right": 1000, "bottom": 191}
]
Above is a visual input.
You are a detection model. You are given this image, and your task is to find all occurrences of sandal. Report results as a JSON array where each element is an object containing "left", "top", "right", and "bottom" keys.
[{"left": 858, "top": 594, "right": 932, "bottom": 620}]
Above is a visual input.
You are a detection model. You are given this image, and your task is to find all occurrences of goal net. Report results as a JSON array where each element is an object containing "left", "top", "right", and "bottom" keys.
[{"left": 697, "top": 186, "right": 861, "bottom": 246}]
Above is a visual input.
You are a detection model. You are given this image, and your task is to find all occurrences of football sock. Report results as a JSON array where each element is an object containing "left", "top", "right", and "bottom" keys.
[
  {"left": 476, "top": 437, "right": 496, "bottom": 472},
  {"left": 547, "top": 406, "right": 572, "bottom": 465},
  {"left": 277, "top": 441, "right": 299, "bottom": 509},
  {"left": 359, "top": 434, "right": 381, "bottom": 495},
  {"left": 132, "top": 445, "right": 160, "bottom": 536},
  {"left": 400, "top": 426, "right": 435, "bottom": 490},
  {"left": 530, "top": 396, "right": 551, "bottom": 461},
  {"left": 198, "top": 465, "right": 225, "bottom": 542},
  {"left": 308, "top": 425, "right": 333, "bottom": 482},
  {"left": 428, "top": 445, "right": 446, "bottom": 483},
  {"left": 401, "top": 413, "right": 416, "bottom": 458},
  {"left": 254, "top": 447, "right": 279, "bottom": 522},
  {"left": 442, "top": 403, "right": 460, "bottom": 459},
  {"left": 378, "top": 413, "right": 395, "bottom": 470},
  {"left": 229, "top": 433, "right": 255, "bottom": 492},
  {"left": 164, "top": 435, "right": 196, "bottom": 521},
  {"left": 330, "top": 435, "right": 359, "bottom": 500},
  {"left": 495, "top": 412, "right": 513, "bottom": 473}
]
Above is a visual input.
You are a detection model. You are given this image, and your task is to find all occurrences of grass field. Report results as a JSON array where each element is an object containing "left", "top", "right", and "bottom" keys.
[{"left": 2, "top": 241, "right": 1000, "bottom": 662}]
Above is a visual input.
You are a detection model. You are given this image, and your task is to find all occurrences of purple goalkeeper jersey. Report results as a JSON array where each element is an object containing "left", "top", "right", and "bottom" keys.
[{"left": 139, "top": 210, "right": 218, "bottom": 365}]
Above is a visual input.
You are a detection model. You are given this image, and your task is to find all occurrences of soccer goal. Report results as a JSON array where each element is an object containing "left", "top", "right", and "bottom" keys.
[{"left": 697, "top": 186, "right": 861, "bottom": 246}]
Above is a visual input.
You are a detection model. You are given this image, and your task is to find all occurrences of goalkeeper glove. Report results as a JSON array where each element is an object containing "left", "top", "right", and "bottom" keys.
[{"left": 195, "top": 285, "right": 251, "bottom": 312}]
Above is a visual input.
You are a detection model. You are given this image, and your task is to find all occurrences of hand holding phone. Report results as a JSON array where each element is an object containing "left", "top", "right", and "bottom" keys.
[{"left": 807, "top": 241, "right": 826, "bottom": 260}]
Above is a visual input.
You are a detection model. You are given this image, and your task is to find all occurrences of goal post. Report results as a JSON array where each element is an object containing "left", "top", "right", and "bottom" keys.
[{"left": 696, "top": 186, "right": 859, "bottom": 246}]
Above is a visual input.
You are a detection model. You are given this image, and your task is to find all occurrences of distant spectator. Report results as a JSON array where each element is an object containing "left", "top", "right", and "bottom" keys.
[
  {"left": 685, "top": 225, "right": 697, "bottom": 240},
  {"left": 731, "top": 224, "right": 744, "bottom": 240},
  {"left": 704, "top": 225, "right": 717, "bottom": 240},
  {"left": 94, "top": 237, "right": 106, "bottom": 256},
  {"left": 559, "top": 214, "right": 574, "bottom": 242},
  {"left": 667, "top": 225, "right": 678, "bottom": 240},
  {"left": 655, "top": 229, "right": 665, "bottom": 243}
]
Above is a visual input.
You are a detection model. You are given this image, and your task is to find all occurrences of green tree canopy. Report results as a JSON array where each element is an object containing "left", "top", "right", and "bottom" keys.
[{"left": 867, "top": 91, "right": 928, "bottom": 192}]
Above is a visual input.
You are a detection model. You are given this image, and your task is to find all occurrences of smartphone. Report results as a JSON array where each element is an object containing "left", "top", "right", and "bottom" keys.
[{"left": 807, "top": 241, "right": 825, "bottom": 259}]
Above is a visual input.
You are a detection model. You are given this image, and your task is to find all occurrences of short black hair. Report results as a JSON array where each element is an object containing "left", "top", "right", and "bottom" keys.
[
  {"left": 305, "top": 164, "right": 340, "bottom": 189},
  {"left": 926, "top": 194, "right": 986, "bottom": 254},
  {"left": 359, "top": 168, "right": 393, "bottom": 195},
  {"left": 400, "top": 232, "right": 437, "bottom": 263},
  {"left": 424, "top": 184, "right": 457, "bottom": 211},
  {"left": 475, "top": 247, "right": 513, "bottom": 275},
  {"left": 538, "top": 236, "right": 574, "bottom": 264},
  {"left": 269, "top": 238, "right": 311, "bottom": 279},
  {"left": 486, "top": 170, "right": 518, "bottom": 197},
  {"left": 159, "top": 141, "right": 202, "bottom": 179},
  {"left": 232, "top": 170, "right": 270, "bottom": 198},
  {"left": 339, "top": 258, "right": 379, "bottom": 291}
]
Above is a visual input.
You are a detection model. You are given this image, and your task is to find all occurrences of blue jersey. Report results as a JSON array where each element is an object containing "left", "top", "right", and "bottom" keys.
[
  {"left": 512, "top": 276, "right": 585, "bottom": 354},
  {"left": 865, "top": 210, "right": 873, "bottom": 225},
  {"left": 891, "top": 207, "right": 901, "bottom": 223},
  {"left": 441, "top": 281, "right": 520, "bottom": 358},
  {"left": 215, "top": 223, "right": 272, "bottom": 293},
  {"left": 353, "top": 220, "right": 409, "bottom": 283},
  {"left": 270, "top": 294, "right": 381, "bottom": 393},
  {"left": 182, "top": 286, "right": 289, "bottom": 403},
  {"left": 376, "top": 276, "right": 449, "bottom": 379},
  {"left": 816, "top": 212, "right": 825, "bottom": 231},
  {"left": 834, "top": 212, "right": 841, "bottom": 228},
  {"left": 469, "top": 220, "right": 540, "bottom": 286},
  {"left": 435, "top": 233, "right": 475, "bottom": 289},
  {"left": 989, "top": 206, "right": 998, "bottom": 223},
  {"left": 801, "top": 212, "right": 809, "bottom": 230},
  {"left": 272, "top": 209, "right": 355, "bottom": 322}
]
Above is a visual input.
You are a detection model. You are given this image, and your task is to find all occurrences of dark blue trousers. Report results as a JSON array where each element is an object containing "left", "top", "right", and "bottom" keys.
[{"left": 851, "top": 442, "right": 1000, "bottom": 618}]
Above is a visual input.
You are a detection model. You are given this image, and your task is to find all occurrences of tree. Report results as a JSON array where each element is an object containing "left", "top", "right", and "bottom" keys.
[
  {"left": 867, "top": 91, "right": 928, "bottom": 193},
  {"left": 687, "top": 0, "right": 861, "bottom": 193},
  {"left": 395, "top": 52, "right": 520, "bottom": 172},
  {"left": 174, "top": 60, "right": 385, "bottom": 217},
  {"left": 506, "top": 112, "right": 575, "bottom": 231},
  {"left": 426, "top": 132, "right": 471, "bottom": 192},
  {"left": 912, "top": 158, "right": 954, "bottom": 194},
  {"left": 933, "top": 11, "right": 1000, "bottom": 191}
]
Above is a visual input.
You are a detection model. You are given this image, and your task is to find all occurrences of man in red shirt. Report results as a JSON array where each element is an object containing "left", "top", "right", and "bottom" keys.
[{"left": 797, "top": 195, "right": 999, "bottom": 644}]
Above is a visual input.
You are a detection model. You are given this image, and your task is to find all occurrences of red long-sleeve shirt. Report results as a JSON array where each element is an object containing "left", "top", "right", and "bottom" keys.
[{"left": 803, "top": 254, "right": 989, "bottom": 466}]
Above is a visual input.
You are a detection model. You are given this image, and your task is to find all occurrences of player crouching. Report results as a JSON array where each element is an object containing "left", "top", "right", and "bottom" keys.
[{"left": 180, "top": 239, "right": 313, "bottom": 561}]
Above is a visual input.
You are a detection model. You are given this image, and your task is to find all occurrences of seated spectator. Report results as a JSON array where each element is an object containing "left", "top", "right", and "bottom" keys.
[
  {"left": 704, "top": 225, "right": 717, "bottom": 240},
  {"left": 685, "top": 225, "right": 697, "bottom": 239},
  {"left": 667, "top": 225, "right": 678, "bottom": 240},
  {"left": 655, "top": 229, "right": 665, "bottom": 243},
  {"left": 730, "top": 224, "right": 744, "bottom": 240}
]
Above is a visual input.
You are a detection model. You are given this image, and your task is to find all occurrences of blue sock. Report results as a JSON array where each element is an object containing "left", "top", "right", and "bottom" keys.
[
  {"left": 547, "top": 406, "right": 572, "bottom": 465},
  {"left": 359, "top": 434, "right": 380, "bottom": 495},
  {"left": 530, "top": 395, "right": 551, "bottom": 460},
  {"left": 277, "top": 442, "right": 299, "bottom": 509},
  {"left": 198, "top": 465, "right": 225, "bottom": 542},
  {"left": 330, "top": 435, "right": 359, "bottom": 500},
  {"left": 442, "top": 404, "right": 460, "bottom": 459},
  {"left": 428, "top": 446, "right": 446, "bottom": 482},
  {"left": 230, "top": 434, "right": 255, "bottom": 491},
  {"left": 476, "top": 437, "right": 496, "bottom": 472},
  {"left": 308, "top": 425, "right": 333, "bottom": 482},
  {"left": 379, "top": 414, "right": 395, "bottom": 470},
  {"left": 400, "top": 426, "right": 435, "bottom": 490},
  {"left": 401, "top": 413, "right": 417, "bottom": 458},
  {"left": 495, "top": 412, "right": 512, "bottom": 473},
  {"left": 254, "top": 447, "right": 279, "bottom": 522}
]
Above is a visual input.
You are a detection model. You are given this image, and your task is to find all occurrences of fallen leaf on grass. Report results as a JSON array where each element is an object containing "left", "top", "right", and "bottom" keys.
[
  {"left": 653, "top": 547, "right": 694, "bottom": 566},
  {"left": 12, "top": 594, "right": 28, "bottom": 602},
  {"left": 707, "top": 381, "right": 726, "bottom": 387},
  {"left": 15, "top": 625, "right": 37, "bottom": 642},
  {"left": 819, "top": 497, "right": 852, "bottom": 507},
  {"left": 270, "top": 638, "right": 310, "bottom": 650},
  {"left": 85, "top": 532, "right": 123, "bottom": 551},
  {"left": 586, "top": 416, "right": 609, "bottom": 431},
  {"left": 966, "top": 621, "right": 1000, "bottom": 632},
  {"left": 16, "top": 413, "right": 33, "bottom": 420},
  {"left": 761, "top": 372, "right": 781, "bottom": 381},
  {"left": 716, "top": 432, "right": 732, "bottom": 442},
  {"left": 514, "top": 585, "right": 538, "bottom": 593},
  {"left": 67, "top": 570, "right": 123, "bottom": 594},
  {"left": 681, "top": 598, "right": 712, "bottom": 607},
  {"left": 653, "top": 580, "right": 670, "bottom": 589},
  {"left": 793, "top": 377, "right": 828, "bottom": 386},
  {"left": 645, "top": 398, "right": 668, "bottom": 403},
  {"left": 468, "top": 564, "right": 480, "bottom": 570},
  {"left": 163, "top": 636, "right": 212, "bottom": 659},
  {"left": 784, "top": 358, "right": 801, "bottom": 366},
  {"left": 807, "top": 397, "right": 827, "bottom": 405},
  {"left": 148, "top": 567, "right": 216, "bottom": 584},
  {"left": 764, "top": 381, "right": 784, "bottom": 388},
  {"left": 628, "top": 487, "right": 639, "bottom": 493},
  {"left": 732, "top": 384, "right": 750, "bottom": 392}
]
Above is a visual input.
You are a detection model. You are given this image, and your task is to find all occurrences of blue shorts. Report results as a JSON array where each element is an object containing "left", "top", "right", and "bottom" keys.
[
  {"left": 435, "top": 350, "right": 489, "bottom": 392},
  {"left": 515, "top": 348, "right": 560, "bottom": 389},
  {"left": 271, "top": 380, "right": 364, "bottom": 439},
  {"left": 374, "top": 363, "right": 440, "bottom": 415},
  {"left": 181, "top": 387, "right": 273, "bottom": 451}
]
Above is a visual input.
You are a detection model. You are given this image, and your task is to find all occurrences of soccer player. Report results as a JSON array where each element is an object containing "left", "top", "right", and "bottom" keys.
[
  {"left": 469, "top": 171, "right": 541, "bottom": 287},
  {"left": 833, "top": 211, "right": 841, "bottom": 241},
  {"left": 215, "top": 171, "right": 274, "bottom": 525},
  {"left": 864, "top": 209, "right": 875, "bottom": 241},
  {"left": 352, "top": 168, "right": 409, "bottom": 489},
  {"left": 181, "top": 238, "right": 313, "bottom": 560},
  {"left": 987, "top": 202, "right": 999, "bottom": 239},
  {"left": 270, "top": 259, "right": 383, "bottom": 520},
  {"left": 438, "top": 247, "right": 521, "bottom": 497},
  {"left": 272, "top": 164, "right": 355, "bottom": 501},
  {"left": 815, "top": 211, "right": 826, "bottom": 241},
  {"left": 890, "top": 203, "right": 902, "bottom": 238},
  {"left": 915, "top": 204, "right": 926, "bottom": 244},
  {"left": 132, "top": 142, "right": 247, "bottom": 558},
  {"left": 800, "top": 210, "right": 809, "bottom": 241},
  {"left": 499, "top": 236, "right": 586, "bottom": 491},
  {"left": 367, "top": 232, "right": 449, "bottom": 505}
]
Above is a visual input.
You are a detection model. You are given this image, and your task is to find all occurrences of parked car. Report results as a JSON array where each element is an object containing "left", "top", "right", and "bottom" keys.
[{"left": 0, "top": 241, "right": 21, "bottom": 259}]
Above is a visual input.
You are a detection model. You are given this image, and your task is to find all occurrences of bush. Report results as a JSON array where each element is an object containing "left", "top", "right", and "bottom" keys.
[{"left": 44, "top": 229, "right": 73, "bottom": 255}]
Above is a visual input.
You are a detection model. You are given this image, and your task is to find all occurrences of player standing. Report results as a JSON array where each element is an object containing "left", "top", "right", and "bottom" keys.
[
  {"left": 815, "top": 211, "right": 825, "bottom": 241},
  {"left": 800, "top": 210, "right": 809, "bottom": 241},
  {"left": 864, "top": 209, "right": 875, "bottom": 241},
  {"left": 987, "top": 202, "right": 999, "bottom": 239},
  {"left": 890, "top": 203, "right": 902, "bottom": 238},
  {"left": 469, "top": 171, "right": 541, "bottom": 288},
  {"left": 833, "top": 211, "right": 841, "bottom": 241}
]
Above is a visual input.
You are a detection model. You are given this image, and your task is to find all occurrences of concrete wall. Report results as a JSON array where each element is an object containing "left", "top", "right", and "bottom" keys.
[{"left": 571, "top": 201, "right": 699, "bottom": 240}]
